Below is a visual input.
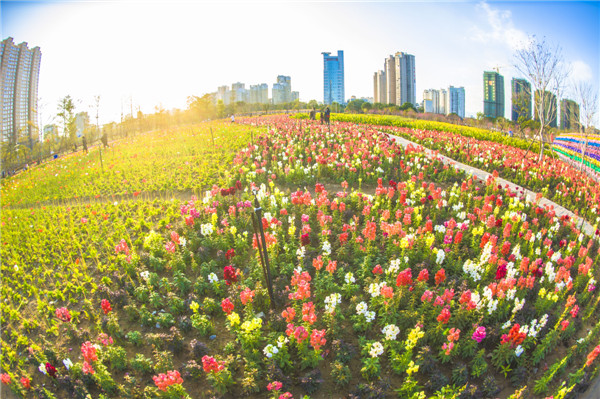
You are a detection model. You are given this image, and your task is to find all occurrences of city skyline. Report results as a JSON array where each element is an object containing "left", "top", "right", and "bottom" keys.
[{"left": 1, "top": 1, "right": 598, "bottom": 125}]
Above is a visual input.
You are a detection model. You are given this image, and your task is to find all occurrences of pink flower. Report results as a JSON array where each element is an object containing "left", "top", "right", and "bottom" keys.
[
  {"left": 165, "top": 241, "right": 176, "bottom": 253},
  {"left": 55, "top": 307, "right": 71, "bottom": 322},
  {"left": 268, "top": 381, "right": 283, "bottom": 391},
  {"left": 82, "top": 361, "right": 95, "bottom": 375},
  {"left": 472, "top": 326, "right": 486, "bottom": 343},
  {"left": 1, "top": 373, "right": 10, "bottom": 385}
]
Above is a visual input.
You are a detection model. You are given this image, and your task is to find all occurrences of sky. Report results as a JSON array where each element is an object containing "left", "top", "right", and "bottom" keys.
[{"left": 1, "top": 0, "right": 599, "bottom": 125}]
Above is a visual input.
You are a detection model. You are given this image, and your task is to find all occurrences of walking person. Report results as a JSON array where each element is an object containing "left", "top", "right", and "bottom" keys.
[
  {"left": 82, "top": 135, "right": 88, "bottom": 154},
  {"left": 324, "top": 106, "right": 331, "bottom": 126},
  {"left": 101, "top": 132, "right": 109, "bottom": 148}
]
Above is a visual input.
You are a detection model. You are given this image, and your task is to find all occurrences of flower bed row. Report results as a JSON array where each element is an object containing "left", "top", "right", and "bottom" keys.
[{"left": 306, "top": 114, "right": 600, "bottom": 229}]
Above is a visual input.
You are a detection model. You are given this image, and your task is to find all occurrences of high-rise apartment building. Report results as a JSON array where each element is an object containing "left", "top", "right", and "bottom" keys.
[
  {"left": 483, "top": 71, "right": 504, "bottom": 118},
  {"left": 394, "top": 52, "right": 416, "bottom": 106},
  {"left": 1, "top": 37, "right": 42, "bottom": 146},
  {"left": 447, "top": 86, "right": 465, "bottom": 118},
  {"left": 231, "top": 82, "right": 249, "bottom": 103},
  {"left": 423, "top": 89, "right": 441, "bottom": 114},
  {"left": 272, "top": 75, "right": 292, "bottom": 105},
  {"left": 322, "top": 51, "right": 345, "bottom": 105},
  {"left": 534, "top": 90, "right": 558, "bottom": 128},
  {"left": 216, "top": 86, "right": 231, "bottom": 105},
  {"left": 373, "top": 70, "right": 387, "bottom": 104},
  {"left": 511, "top": 78, "right": 531, "bottom": 122},
  {"left": 249, "top": 84, "right": 268, "bottom": 104},
  {"left": 560, "top": 99, "right": 580, "bottom": 130},
  {"left": 384, "top": 55, "right": 396, "bottom": 105}
]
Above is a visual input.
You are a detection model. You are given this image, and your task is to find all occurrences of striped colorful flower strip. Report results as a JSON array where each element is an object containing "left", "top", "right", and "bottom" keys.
[{"left": 552, "top": 134, "right": 600, "bottom": 172}]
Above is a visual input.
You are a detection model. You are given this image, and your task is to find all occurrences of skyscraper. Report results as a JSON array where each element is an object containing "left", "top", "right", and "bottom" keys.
[
  {"left": 1, "top": 37, "right": 42, "bottom": 147},
  {"left": 394, "top": 52, "right": 416, "bottom": 106},
  {"left": 373, "top": 70, "right": 386, "bottom": 104},
  {"left": 272, "top": 75, "right": 292, "bottom": 105},
  {"left": 483, "top": 71, "right": 504, "bottom": 118},
  {"left": 384, "top": 55, "right": 396, "bottom": 105},
  {"left": 423, "top": 89, "right": 441, "bottom": 114},
  {"left": 560, "top": 99, "right": 580, "bottom": 130},
  {"left": 322, "top": 51, "right": 345, "bottom": 105},
  {"left": 249, "top": 84, "right": 268, "bottom": 104},
  {"left": 511, "top": 78, "right": 531, "bottom": 122},
  {"left": 534, "top": 90, "right": 557, "bottom": 128},
  {"left": 447, "top": 86, "right": 465, "bottom": 118}
]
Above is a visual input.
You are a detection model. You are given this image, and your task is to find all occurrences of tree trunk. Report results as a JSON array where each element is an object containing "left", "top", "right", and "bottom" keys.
[{"left": 537, "top": 126, "right": 545, "bottom": 163}]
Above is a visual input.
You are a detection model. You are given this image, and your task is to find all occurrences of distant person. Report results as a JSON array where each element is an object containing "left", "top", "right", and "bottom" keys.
[
  {"left": 309, "top": 109, "right": 315, "bottom": 120},
  {"left": 231, "top": 114, "right": 235, "bottom": 123},
  {"left": 82, "top": 135, "right": 88, "bottom": 154},
  {"left": 320, "top": 110, "right": 324, "bottom": 125},
  {"left": 73, "top": 142, "right": 77, "bottom": 152},
  {"left": 324, "top": 106, "right": 331, "bottom": 125},
  {"left": 101, "top": 132, "right": 109, "bottom": 148}
]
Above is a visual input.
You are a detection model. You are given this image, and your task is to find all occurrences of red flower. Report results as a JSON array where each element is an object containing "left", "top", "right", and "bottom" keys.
[
  {"left": 495, "top": 263, "right": 507, "bottom": 280},
  {"left": 221, "top": 298, "right": 234, "bottom": 315},
  {"left": 20, "top": 376, "right": 30, "bottom": 389},
  {"left": 301, "top": 233, "right": 310, "bottom": 247},
  {"left": 396, "top": 268, "right": 413, "bottom": 286},
  {"left": 372, "top": 264, "right": 383, "bottom": 275},
  {"left": 417, "top": 269, "right": 429, "bottom": 282},
  {"left": 437, "top": 307, "right": 451, "bottom": 324},
  {"left": 45, "top": 363, "right": 57, "bottom": 378},
  {"left": 225, "top": 248, "right": 235, "bottom": 260},
  {"left": 202, "top": 356, "right": 224, "bottom": 374},
  {"left": 153, "top": 370, "right": 184, "bottom": 391},
  {"left": 101, "top": 299, "right": 112, "bottom": 314},
  {"left": 435, "top": 268, "right": 446, "bottom": 285},
  {"left": 223, "top": 265, "right": 238, "bottom": 285}
]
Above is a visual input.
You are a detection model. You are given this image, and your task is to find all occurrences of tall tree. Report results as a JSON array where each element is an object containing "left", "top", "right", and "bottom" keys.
[
  {"left": 514, "top": 36, "right": 570, "bottom": 162},
  {"left": 574, "top": 81, "right": 599, "bottom": 171},
  {"left": 56, "top": 95, "right": 77, "bottom": 143}
]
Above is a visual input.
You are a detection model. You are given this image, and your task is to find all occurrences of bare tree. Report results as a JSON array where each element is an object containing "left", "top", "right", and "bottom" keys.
[
  {"left": 574, "top": 81, "right": 599, "bottom": 171},
  {"left": 514, "top": 36, "right": 570, "bottom": 162}
]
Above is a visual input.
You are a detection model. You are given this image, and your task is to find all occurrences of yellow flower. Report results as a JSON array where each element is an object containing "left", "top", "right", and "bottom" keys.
[
  {"left": 406, "top": 361, "right": 419, "bottom": 376},
  {"left": 227, "top": 312, "right": 240, "bottom": 327},
  {"left": 230, "top": 226, "right": 237, "bottom": 235},
  {"left": 190, "top": 301, "right": 199, "bottom": 313},
  {"left": 539, "top": 288, "right": 546, "bottom": 298}
]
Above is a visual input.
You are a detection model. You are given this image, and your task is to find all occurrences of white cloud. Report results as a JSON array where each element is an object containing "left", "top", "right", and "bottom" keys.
[
  {"left": 471, "top": 2, "right": 530, "bottom": 50},
  {"left": 570, "top": 60, "right": 593, "bottom": 82}
]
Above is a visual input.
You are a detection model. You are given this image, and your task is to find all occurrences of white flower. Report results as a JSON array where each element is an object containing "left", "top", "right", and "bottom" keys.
[
  {"left": 382, "top": 324, "right": 400, "bottom": 341},
  {"left": 208, "top": 273, "right": 218, "bottom": 284},
  {"left": 13, "top": 264, "right": 18, "bottom": 271},
  {"left": 515, "top": 345, "right": 524, "bottom": 357},
  {"left": 345, "top": 272, "right": 355, "bottom": 284},
  {"left": 322, "top": 240, "right": 331, "bottom": 256},
  {"left": 502, "top": 320, "right": 512, "bottom": 330},
  {"left": 356, "top": 302, "right": 368, "bottom": 315},
  {"left": 201, "top": 223, "right": 214, "bottom": 236},
  {"left": 63, "top": 358, "right": 73, "bottom": 370},
  {"left": 369, "top": 342, "right": 384, "bottom": 358},
  {"left": 140, "top": 271, "right": 150, "bottom": 281},
  {"left": 365, "top": 310, "right": 376, "bottom": 323},
  {"left": 436, "top": 249, "right": 445, "bottom": 265},
  {"left": 263, "top": 344, "right": 279, "bottom": 358},
  {"left": 180, "top": 238, "right": 187, "bottom": 248},
  {"left": 296, "top": 246, "right": 306, "bottom": 259},
  {"left": 39, "top": 363, "right": 47, "bottom": 374},
  {"left": 387, "top": 259, "right": 400, "bottom": 275},
  {"left": 368, "top": 283, "right": 382, "bottom": 297},
  {"left": 324, "top": 293, "right": 342, "bottom": 313},
  {"left": 276, "top": 336, "right": 289, "bottom": 348}
]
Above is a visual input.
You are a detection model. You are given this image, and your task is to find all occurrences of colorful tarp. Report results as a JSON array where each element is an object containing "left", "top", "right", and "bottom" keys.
[{"left": 552, "top": 133, "right": 600, "bottom": 174}]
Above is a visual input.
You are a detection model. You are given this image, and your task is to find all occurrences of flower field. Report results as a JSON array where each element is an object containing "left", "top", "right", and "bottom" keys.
[
  {"left": 1, "top": 116, "right": 600, "bottom": 398},
  {"left": 552, "top": 133, "right": 600, "bottom": 176},
  {"left": 313, "top": 113, "right": 600, "bottom": 226}
]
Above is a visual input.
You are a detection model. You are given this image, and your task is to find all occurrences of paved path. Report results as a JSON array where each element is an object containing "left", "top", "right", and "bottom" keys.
[
  {"left": 389, "top": 134, "right": 596, "bottom": 237},
  {"left": 388, "top": 133, "right": 599, "bottom": 398}
]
